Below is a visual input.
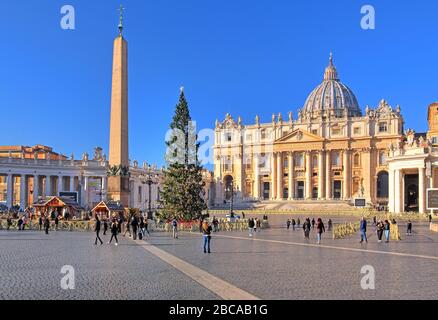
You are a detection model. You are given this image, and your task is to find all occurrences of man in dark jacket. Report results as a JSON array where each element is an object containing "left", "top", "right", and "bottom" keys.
[
  {"left": 131, "top": 216, "right": 139, "bottom": 240},
  {"left": 248, "top": 218, "right": 255, "bottom": 237},
  {"left": 360, "top": 217, "right": 368, "bottom": 243},
  {"left": 94, "top": 215, "right": 103, "bottom": 245},
  {"left": 44, "top": 216, "right": 50, "bottom": 235},
  {"left": 38, "top": 216, "right": 43, "bottom": 231}
]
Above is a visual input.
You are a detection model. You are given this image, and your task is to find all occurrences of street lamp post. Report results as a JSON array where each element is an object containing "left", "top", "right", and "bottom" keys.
[{"left": 139, "top": 165, "right": 158, "bottom": 220}]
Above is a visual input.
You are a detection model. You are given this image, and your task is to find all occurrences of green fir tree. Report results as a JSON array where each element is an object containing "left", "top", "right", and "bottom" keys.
[{"left": 159, "top": 88, "right": 207, "bottom": 221}]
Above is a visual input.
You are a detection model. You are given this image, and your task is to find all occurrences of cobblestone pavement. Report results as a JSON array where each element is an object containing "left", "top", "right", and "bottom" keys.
[
  {"left": 1, "top": 217, "right": 437, "bottom": 300},
  {"left": 0, "top": 231, "right": 219, "bottom": 300}
]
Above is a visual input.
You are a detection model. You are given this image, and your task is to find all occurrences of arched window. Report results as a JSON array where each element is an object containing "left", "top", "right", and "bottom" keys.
[
  {"left": 353, "top": 153, "right": 360, "bottom": 167},
  {"left": 312, "top": 155, "right": 318, "bottom": 168},
  {"left": 377, "top": 171, "right": 389, "bottom": 198},
  {"left": 379, "top": 151, "right": 387, "bottom": 166},
  {"left": 295, "top": 153, "right": 304, "bottom": 167},
  {"left": 332, "top": 152, "right": 341, "bottom": 166}
]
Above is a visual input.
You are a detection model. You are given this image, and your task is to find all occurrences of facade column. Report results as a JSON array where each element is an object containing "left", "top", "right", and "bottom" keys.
[
  {"left": 318, "top": 151, "right": 325, "bottom": 199},
  {"left": 343, "top": 150, "right": 351, "bottom": 200},
  {"left": 271, "top": 153, "right": 276, "bottom": 200},
  {"left": 101, "top": 176, "right": 107, "bottom": 201},
  {"left": 57, "top": 176, "right": 64, "bottom": 195},
  {"left": 45, "top": 176, "right": 51, "bottom": 197},
  {"left": 6, "top": 174, "right": 13, "bottom": 208},
  {"left": 394, "top": 169, "right": 402, "bottom": 213},
  {"left": 305, "top": 151, "right": 312, "bottom": 199},
  {"left": 253, "top": 154, "right": 260, "bottom": 199},
  {"left": 288, "top": 152, "right": 294, "bottom": 200},
  {"left": 20, "top": 174, "right": 27, "bottom": 210},
  {"left": 277, "top": 152, "right": 283, "bottom": 200},
  {"left": 419, "top": 167, "right": 426, "bottom": 214},
  {"left": 388, "top": 169, "right": 395, "bottom": 213},
  {"left": 33, "top": 175, "right": 40, "bottom": 203},
  {"left": 325, "top": 150, "right": 331, "bottom": 199},
  {"left": 82, "top": 176, "right": 89, "bottom": 208},
  {"left": 70, "top": 176, "right": 75, "bottom": 192}
]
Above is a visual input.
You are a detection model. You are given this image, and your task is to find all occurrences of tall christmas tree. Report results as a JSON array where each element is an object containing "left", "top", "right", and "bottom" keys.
[{"left": 159, "top": 88, "right": 207, "bottom": 221}]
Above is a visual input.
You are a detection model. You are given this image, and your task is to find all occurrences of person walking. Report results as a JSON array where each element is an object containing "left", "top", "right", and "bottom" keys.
[
  {"left": 376, "top": 220, "right": 384, "bottom": 243},
  {"left": 372, "top": 216, "right": 377, "bottom": 227},
  {"left": 17, "top": 217, "right": 23, "bottom": 231},
  {"left": 6, "top": 215, "right": 12, "bottom": 231},
  {"left": 212, "top": 217, "right": 219, "bottom": 232},
  {"left": 327, "top": 219, "right": 332, "bottom": 231},
  {"left": 384, "top": 220, "right": 391, "bottom": 243},
  {"left": 94, "top": 215, "right": 103, "bottom": 245},
  {"left": 54, "top": 215, "right": 59, "bottom": 231},
  {"left": 144, "top": 218, "right": 150, "bottom": 236},
  {"left": 303, "top": 218, "right": 311, "bottom": 240},
  {"left": 429, "top": 214, "right": 433, "bottom": 224},
  {"left": 44, "top": 216, "right": 50, "bottom": 235},
  {"left": 292, "top": 219, "right": 296, "bottom": 231},
  {"left": 38, "top": 215, "right": 43, "bottom": 231},
  {"left": 406, "top": 220, "right": 412, "bottom": 236},
  {"left": 139, "top": 216, "right": 145, "bottom": 236},
  {"left": 202, "top": 220, "right": 212, "bottom": 254},
  {"left": 248, "top": 218, "right": 255, "bottom": 237},
  {"left": 359, "top": 217, "right": 368, "bottom": 243},
  {"left": 254, "top": 218, "right": 258, "bottom": 233},
  {"left": 311, "top": 218, "right": 315, "bottom": 229},
  {"left": 123, "top": 217, "right": 132, "bottom": 237},
  {"left": 316, "top": 218, "right": 325, "bottom": 244},
  {"left": 296, "top": 218, "right": 300, "bottom": 230},
  {"left": 103, "top": 218, "right": 108, "bottom": 235},
  {"left": 172, "top": 218, "right": 178, "bottom": 239},
  {"left": 108, "top": 219, "right": 119, "bottom": 246},
  {"left": 131, "top": 215, "right": 139, "bottom": 240},
  {"left": 286, "top": 219, "right": 291, "bottom": 230}
]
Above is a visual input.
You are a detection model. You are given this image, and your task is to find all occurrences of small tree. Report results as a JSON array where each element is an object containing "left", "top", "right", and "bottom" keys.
[{"left": 159, "top": 89, "right": 206, "bottom": 221}]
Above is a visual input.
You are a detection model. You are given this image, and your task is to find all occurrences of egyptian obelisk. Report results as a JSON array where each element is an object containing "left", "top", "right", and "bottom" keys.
[{"left": 107, "top": 5, "right": 130, "bottom": 206}]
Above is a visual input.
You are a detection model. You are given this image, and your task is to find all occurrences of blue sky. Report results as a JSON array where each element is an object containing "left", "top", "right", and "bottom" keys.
[{"left": 1, "top": 0, "right": 438, "bottom": 168}]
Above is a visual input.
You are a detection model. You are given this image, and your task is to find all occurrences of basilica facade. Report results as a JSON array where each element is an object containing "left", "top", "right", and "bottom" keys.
[{"left": 213, "top": 55, "right": 406, "bottom": 208}]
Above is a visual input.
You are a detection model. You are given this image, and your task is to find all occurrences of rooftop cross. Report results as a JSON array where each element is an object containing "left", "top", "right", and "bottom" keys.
[{"left": 118, "top": 4, "right": 125, "bottom": 36}]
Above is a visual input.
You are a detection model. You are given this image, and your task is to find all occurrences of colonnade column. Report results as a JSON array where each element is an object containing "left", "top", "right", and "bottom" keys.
[
  {"left": 57, "top": 175, "right": 64, "bottom": 195},
  {"left": 70, "top": 176, "right": 75, "bottom": 192},
  {"left": 253, "top": 154, "right": 260, "bottom": 199},
  {"left": 271, "top": 153, "right": 276, "bottom": 200},
  {"left": 318, "top": 151, "right": 325, "bottom": 199},
  {"left": 419, "top": 167, "right": 426, "bottom": 214},
  {"left": 288, "top": 152, "right": 294, "bottom": 200},
  {"left": 325, "top": 150, "right": 331, "bottom": 199},
  {"left": 45, "top": 176, "right": 51, "bottom": 197},
  {"left": 305, "top": 151, "right": 312, "bottom": 199},
  {"left": 6, "top": 174, "right": 13, "bottom": 208},
  {"left": 20, "top": 174, "right": 27, "bottom": 210},
  {"left": 343, "top": 150, "right": 351, "bottom": 200},
  {"left": 394, "top": 169, "right": 402, "bottom": 213},
  {"left": 276, "top": 152, "right": 283, "bottom": 200},
  {"left": 33, "top": 175, "right": 40, "bottom": 203},
  {"left": 388, "top": 169, "right": 395, "bottom": 213}
]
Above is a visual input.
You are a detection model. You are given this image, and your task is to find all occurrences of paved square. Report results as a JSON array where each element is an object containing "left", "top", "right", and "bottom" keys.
[{"left": 1, "top": 217, "right": 437, "bottom": 300}]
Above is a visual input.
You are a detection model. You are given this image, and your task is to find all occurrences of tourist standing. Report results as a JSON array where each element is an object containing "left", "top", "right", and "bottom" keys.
[
  {"left": 296, "top": 218, "right": 300, "bottom": 230},
  {"left": 316, "top": 218, "right": 325, "bottom": 244},
  {"left": 172, "top": 218, "right": 178, "bottom": 239},
  {"left": 248, "top": 218, "right": 255, "bottom": 237},
  {"left": 202, "top": 220, "right": 212, "bottom": 253},
  {"left": 254, "top": 218, "right": 258, "bottom": 233},
  {"left": 359, "top": 217, "right": 368, "bottom": 243},
  {"left": 212, "top": 217, "right": 219, "bottom": 232},
  {"left": 303, "top": 218, "right": 311, "bottom": 239},
  {"left": 292, "top": 219, "right": 296, "bottom": 231},
  {"left": 131, "top": 215, "right": 139, "bottom": 240},
  {"left": 54, "top": 215, "right": 59, "bottom": 231},
  {"left": 429, "top": 214, "right": 432, "bottom": 224},
  {"left": 17, "top": 217, "right": 23, "bottom": 231},
  {"left": 286, "top": 219, "right": 291, "bottom": 230},
  {"left": 144, "top": 218, "right": 150, "bottom": 236},
  {"left": 123, "top": 217, "right": 132, "bottom": 237},
  {"left": 376, "top": 220, "right": 384, "bottom": 243},
  {"left": 139, "top": 216, "right": 145, "bottom": 236},
  {"left": 384, "top": 220, "right": 391, "bottom": 243},
  {"left": 406, "top": 220, "right": 412, "bottom": 236},
  {"left": 372, "top": 216, "right": 377, "bottom": 227},
  {"left": 6, "top": 215, "right": 12, "bottom": 230},
  {"left": 38, "top": 215, "right": 43, "bottom": 231},
  {"left": 327, "top": 219, "right": 332, "bottom": 231},
  {"left": 103, "top": 218, "right": 108, "bottom": 235},
  {"left": 94, "top": 215, "right": 103, "bottom": 245},
  {"left": 44, "top": 216, "right": 50, "bottom": 235},
  {"left": 311, "top": 218, "right": 315, "bottom": 229},
  {"left": 109, "top": 219, "right": 119, "bottom": 245}
]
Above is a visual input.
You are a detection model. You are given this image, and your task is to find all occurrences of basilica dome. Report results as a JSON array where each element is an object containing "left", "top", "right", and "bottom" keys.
[{"left": 303, "top": 54, "right": 361, "bottom": 118}]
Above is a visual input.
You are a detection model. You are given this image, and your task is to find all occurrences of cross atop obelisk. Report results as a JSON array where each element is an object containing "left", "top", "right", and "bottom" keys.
[{"left": 118, "top": 4, "right": 124, "bottom": 36}]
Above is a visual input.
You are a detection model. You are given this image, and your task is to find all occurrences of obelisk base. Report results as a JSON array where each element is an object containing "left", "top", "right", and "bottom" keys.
[{"left": 107, "top": 176, "right": 130, "bottom": 207}]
